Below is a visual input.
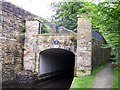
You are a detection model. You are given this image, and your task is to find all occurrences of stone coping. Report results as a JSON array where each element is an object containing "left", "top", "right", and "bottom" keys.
[{"left": 37, "top": 33, "right": 77, "bottom": 36}]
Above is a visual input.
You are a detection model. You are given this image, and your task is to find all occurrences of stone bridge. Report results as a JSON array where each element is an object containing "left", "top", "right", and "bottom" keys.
[
  {"left": 23, "top": 18, "right": 92, "bottom": 76},
  {"left": 1, "top": 1, "right": 111, "bottom": 83}
]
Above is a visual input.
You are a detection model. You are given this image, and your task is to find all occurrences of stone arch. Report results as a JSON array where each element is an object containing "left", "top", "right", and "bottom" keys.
[{"left": 38, "top": 48, "right": 75, "bottom": 77}]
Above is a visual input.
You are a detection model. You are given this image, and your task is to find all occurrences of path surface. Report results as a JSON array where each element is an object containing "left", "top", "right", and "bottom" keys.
[{"left": 93, "top": 62, "right": 114, "bottom": 88}]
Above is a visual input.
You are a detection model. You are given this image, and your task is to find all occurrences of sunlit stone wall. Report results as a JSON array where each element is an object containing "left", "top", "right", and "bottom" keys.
[{"left": 77, "top": 18, "right": 92, "bottom": 76}]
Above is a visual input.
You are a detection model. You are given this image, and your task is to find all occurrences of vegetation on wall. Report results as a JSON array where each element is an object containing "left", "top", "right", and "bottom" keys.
[
  {"left": 19, "top": 22, "right": 26, "bottom": 45},
  {"left": 36, "top": 17, "right": 52, "bottom": 34},
  {"left": 41, "top": 24, "right": 52, "bottom": 34}
]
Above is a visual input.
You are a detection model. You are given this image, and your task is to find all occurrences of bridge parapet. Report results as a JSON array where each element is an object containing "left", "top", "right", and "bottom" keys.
[{"left": 37, "top": 34, "right": 77, "bottom": 52}]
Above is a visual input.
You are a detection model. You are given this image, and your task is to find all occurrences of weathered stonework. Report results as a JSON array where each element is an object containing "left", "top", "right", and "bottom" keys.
[
  {"left": 1, "top": 1, "right": 37, "bottom": 82},
  {"left": 0, "top": 0, "right": 2, "bottom": 88},
  {"left": 23, "top": 18, "right": 111, "bottom": 76},
  {"left": 1, "top": 10, "right": 23, "bottom": 82},
  {"left": 92, "top": 38, "right": 111, "bottom": 69},
  {"left": 24, "top": 20, "right": 77, "bottom": 72},
  {"left": 1, "top": 1, "right": 112, "bottom": 84},
  {"left": 77, "top": 18, "right": 92, "bottom": 76},
  {"left": 24, "top": 21, "right": 39, "bottom": 72}
]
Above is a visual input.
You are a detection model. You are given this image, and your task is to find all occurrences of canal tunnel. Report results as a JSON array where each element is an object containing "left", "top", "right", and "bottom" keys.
[{"left": 39, "top": 48, "right": 75, "bottom": 79}]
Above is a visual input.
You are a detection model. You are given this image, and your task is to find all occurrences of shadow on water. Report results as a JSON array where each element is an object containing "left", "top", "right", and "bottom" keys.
[{"left": 2, "top": 72, "right": 74, "bottom": 90}]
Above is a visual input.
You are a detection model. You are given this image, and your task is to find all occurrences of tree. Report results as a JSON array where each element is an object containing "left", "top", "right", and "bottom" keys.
[
  {"left": 51, "top": 1, "right": 120, "bottom": 66},
  {"left": 51, "top": 2, "right": 87, "bottom": 32},
  {"left": 85, "top": 2, "right": 119, "bottom": 55},
  {"left": 41, "top": 24, "right": 51, "bottom": 34}
]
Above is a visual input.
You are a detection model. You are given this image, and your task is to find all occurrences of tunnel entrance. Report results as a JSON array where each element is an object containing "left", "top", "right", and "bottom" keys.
[
  {"left": 38, "top": 48, "right": 75, "bottom": 88},
  {"left": 39, "top": 48, "right": 75, "bottom": 77}
]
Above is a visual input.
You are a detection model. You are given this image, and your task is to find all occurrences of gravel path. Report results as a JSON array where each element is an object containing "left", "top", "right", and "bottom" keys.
[{"left": 93, "top": 62, "right": 114, "bottom": 89}]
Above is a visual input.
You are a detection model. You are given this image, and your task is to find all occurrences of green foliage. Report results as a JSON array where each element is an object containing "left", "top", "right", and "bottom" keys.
[
  {"left": 41, "top": 24, "right": 51, "bottom": 34},
  {"left": 19, "top": 23, "right": 26, "bottom": 33},
  {"left": 51, "top": 1, "right": 119, "bottom": 66},
  {"left": 86, "top": 2, "right": 120, "bottom": 68},
  {"left": 86, "top": 2, "right": 119, "bottom": 54},
  {"left": 19, "top": 23, "right": 26, "bottom": 44},
  {"left": 51, "top": 2, "right": 87, "bottom": 32}
]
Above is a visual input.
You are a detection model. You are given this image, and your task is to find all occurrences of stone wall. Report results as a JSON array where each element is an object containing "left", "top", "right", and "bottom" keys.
[
  {"left": 1, "top": 3, "right": 23, "bottom": 82},
  {"left": 1, "top": 1, "right": 37, "bottom": 82},
  {"left": 0, "top": 0, "right": 2, "bottom": 88},
  {"left": 92, "top": 38, "right": 111, "bottom": 69},
  {"left": 2, "top": 1, "right": 37, "bottom": 20}
]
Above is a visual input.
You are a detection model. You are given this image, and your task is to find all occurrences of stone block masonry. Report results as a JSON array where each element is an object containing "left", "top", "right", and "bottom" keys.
[
  {"left": 24, "top": 21, "right": 39, "bottom": 72},
  {"left": 77, "top": 17, "right": 111, "bottom": 75},
  {"left": 92, "top": 38, "right": 111, "bottom": 69},
  {"left": 24, "top": 18, "right": 109, "bottom": 76},
  {"left": 1, "top": 1, "right": 37, "bottom": 82},
  {"left": 77, "top": 18, "right": 92, "bottom": 76},
  {"left": 1, "top": 9, "right": 23, "bottom": 82},
  {"left": 17, "top": 18, "right": 111, "bottom": 77},
  {"left": 1, "top": 1, "right": 112, "bottom": 84},
  {"left": 0, "top": 0, "right": 2, "bottom": 88},
  {"left": 24, "top": 20, "right": 77, "bottom": 73}
]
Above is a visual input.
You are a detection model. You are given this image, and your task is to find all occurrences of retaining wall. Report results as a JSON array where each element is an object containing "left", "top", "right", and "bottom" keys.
[
  {"left": 92, "top": 38, "right": 111, "bottom": 69},
  {"left": 1, "top": 1, "right": 36, "bottom": 82}
]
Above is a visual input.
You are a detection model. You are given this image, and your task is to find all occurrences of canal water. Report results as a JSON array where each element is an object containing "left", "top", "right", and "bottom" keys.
[{"left": 2, "top": 72, "right": 74, "bottom": 90}]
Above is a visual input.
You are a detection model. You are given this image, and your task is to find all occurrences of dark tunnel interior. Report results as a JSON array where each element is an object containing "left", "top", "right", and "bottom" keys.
[{"left": 38, "top": 48, "right": 75, "bottom": 88}]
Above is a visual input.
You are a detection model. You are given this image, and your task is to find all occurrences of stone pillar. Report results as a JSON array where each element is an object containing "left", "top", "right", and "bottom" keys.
[
  {"left": 0, "top": 0, "right": 2, "bottom": 60},
  {"left": 24, "top": 20, "right": 39, "bottom": 72},
  {"left": 0, "top": 0, "right": 2, "bottom": 61},
  {"left": 0, "top": 0, "right": 2, "bottom": 89},
  {"left": 77, "top": 17, "right": 92, "bottom": 76}
]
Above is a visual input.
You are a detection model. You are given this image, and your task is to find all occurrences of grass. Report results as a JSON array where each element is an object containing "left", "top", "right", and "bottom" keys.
[
  {"left": 71, "top": 64, "right": 106, "bottom": 88},
  {"left": 113, "top": 68, "right": 118, "bottom": 89},
  {"left": 71, "top": 75, "right": 94, "bottom": 88}
]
